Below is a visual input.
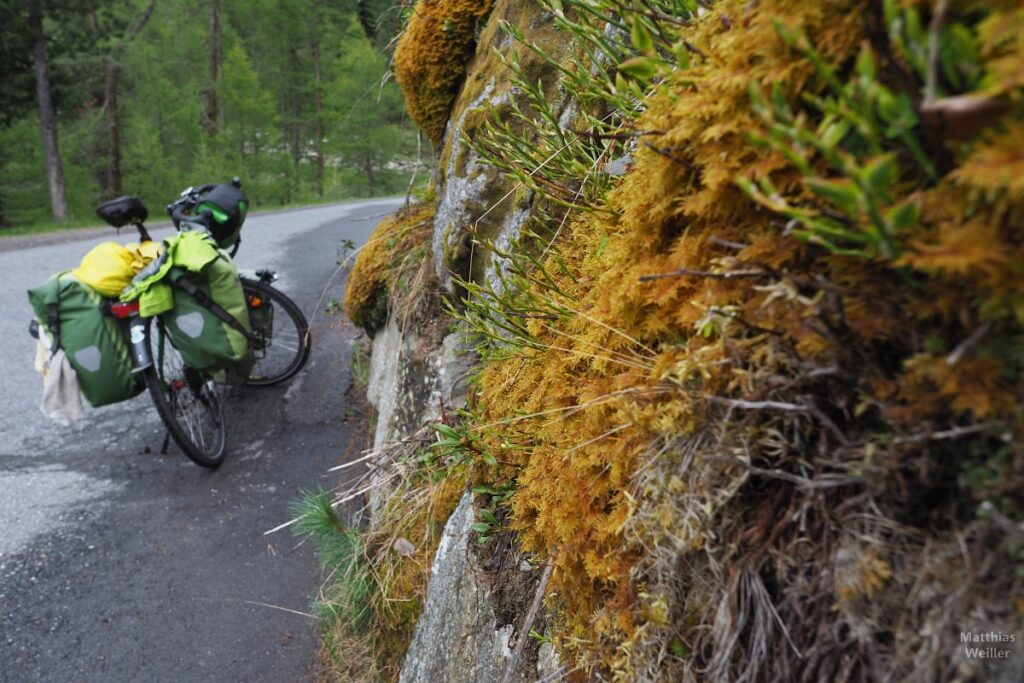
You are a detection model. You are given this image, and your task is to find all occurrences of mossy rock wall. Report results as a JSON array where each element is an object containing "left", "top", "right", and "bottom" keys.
[
  {"left": 432, "top": 0, "right": 570, "bottom": 293},
  {"left": 354, "top": 3, "right": 578, "bottom": 677},
  {"left": 349, "top": 0, "right": 1024, "bottom": 680}
]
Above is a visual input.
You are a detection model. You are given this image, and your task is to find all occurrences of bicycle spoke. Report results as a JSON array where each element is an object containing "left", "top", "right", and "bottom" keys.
[{"left": 145, "top": 319, "right": 226, "bottom": 467}]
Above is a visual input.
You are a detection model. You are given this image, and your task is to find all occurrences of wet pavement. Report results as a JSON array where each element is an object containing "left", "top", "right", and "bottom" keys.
[{"left": 0, "top": 198, "right": 401, "bottom": 681}]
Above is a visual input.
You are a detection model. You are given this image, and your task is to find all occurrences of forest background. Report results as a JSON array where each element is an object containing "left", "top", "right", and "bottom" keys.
[{"left": 0, "top": 0, "right": 417, "bottom": 230}]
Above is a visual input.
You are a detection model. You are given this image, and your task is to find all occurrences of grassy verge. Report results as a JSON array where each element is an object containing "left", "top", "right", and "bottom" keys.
[
  {"left": 0, "top": 217, "right": 111, "bottom": 237},
  {"left": 0, "top": 194, "right": 411, "bottom": 240}
]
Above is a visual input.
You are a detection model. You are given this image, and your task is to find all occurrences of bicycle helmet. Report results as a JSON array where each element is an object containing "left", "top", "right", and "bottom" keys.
[{"left": 195, "top": 182, "right": 249, "bottom": 249}]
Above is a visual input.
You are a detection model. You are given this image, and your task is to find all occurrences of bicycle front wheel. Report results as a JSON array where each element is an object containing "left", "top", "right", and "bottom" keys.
[
  {"left": 143, "top": 318, "right": 227, "bottom": 468},
  {"left": 241, "top": 277, "right": 311, "bottom": 386}
]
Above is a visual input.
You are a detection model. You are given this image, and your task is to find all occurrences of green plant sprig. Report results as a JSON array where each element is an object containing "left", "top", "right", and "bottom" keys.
[{"left": 737, "top": 14, "right": 984, "bottom": 259}]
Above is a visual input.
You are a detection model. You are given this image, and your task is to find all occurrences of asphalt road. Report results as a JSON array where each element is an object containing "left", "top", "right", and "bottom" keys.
[{"left": 0, "top": 198, "right": 402, "bottom": 682}]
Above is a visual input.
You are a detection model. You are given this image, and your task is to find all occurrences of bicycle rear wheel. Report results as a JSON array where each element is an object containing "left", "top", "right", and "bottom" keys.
[
  {"left": 143, "top": 318, "right": 227, "bottom": 468},
  {"left": 241, "top": 277, "right": 311, "bottom": 386}
]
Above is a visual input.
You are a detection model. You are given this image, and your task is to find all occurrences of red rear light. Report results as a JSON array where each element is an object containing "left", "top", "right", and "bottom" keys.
[{"left": 110, "top": 301, "right": 140, "bottom": 319}]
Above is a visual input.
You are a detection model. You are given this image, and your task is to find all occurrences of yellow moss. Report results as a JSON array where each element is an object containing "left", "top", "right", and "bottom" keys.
[
  {"left": 475, "top": 0, "right": 867, "bottom": 649},
  {"left": 464, "top": 0, "right": 1024, "bottom": 677},
  {"left": 393, "top": 0, "right": 495, "bottom": 145},
  {"left": 834, "top": 548, "right": 894, "bottom": 608},
  {"left": 344, "top": 202, "right": 436, "bottom": 330}
]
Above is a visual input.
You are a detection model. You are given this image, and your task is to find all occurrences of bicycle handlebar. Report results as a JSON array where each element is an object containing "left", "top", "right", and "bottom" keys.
[
  {"left": 168, "top": 202, "right": 189, "bottom": 228},
  {"left": 165, "top": 178, "right": 242, "bottom": 229},
  {"left": 165, "top": 187, "right": 205, "bottom": 229}
]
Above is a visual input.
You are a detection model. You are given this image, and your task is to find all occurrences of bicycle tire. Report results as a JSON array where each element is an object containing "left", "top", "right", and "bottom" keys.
[
  {"left": 241, "top": 277, "right": 311, "bottom": 386},
  {"left": 142, "top": 318, "right": 227, "bottom": 468}
]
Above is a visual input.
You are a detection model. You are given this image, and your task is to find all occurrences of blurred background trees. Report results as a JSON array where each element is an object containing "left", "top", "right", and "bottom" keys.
[{"left": 0, "top": 0, "right": 417, "bottom": 228}]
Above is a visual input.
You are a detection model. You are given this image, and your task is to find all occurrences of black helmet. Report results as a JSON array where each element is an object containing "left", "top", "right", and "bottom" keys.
[{"left": 196, "top": 182, "right": 248, "bottom": 248}]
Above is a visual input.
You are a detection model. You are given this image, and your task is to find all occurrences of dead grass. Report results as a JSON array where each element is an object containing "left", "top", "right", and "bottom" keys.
[{"left": 322, "top": 424, "right": 466, "bottom": 680}]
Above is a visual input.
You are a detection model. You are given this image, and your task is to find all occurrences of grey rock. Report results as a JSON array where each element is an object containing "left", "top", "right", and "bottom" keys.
[
  {"left": 604, "top": 153, "right": 634, "bottom": 177},
  {"left": 437, "top": 329, "right": 476, "bottom": 409},
  {"left": 433, "top": 80, "right": 501, "bottom": 292},
  {"left": 399, "top": 492, "right": 510, "bottom": 683},
  {"left": 397, "top": 491, "right": 561, "bottom": 683},
  {"left": 483, "top": 200, "right": 533, "bottom": 295},
  {"left": 537, "top": 639, "right": 563, "bottom": 681},
  {"left": 367, "top": 321, "right": 476, "bottom": 452},
  {"left": 367, "top": 318, "right": 403, "bottom": 449},
  {"left": 366, "top": 319, "right": 476, "bottom": 515}
]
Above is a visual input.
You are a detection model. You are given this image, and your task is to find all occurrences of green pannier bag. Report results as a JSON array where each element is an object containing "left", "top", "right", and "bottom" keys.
[
  {"left": 27, "top": 272, "right": 143, "bottom": 407},
  {"left": 164, "top": 262, "right": 253, "bottom": 377},
  {"left": 121, "top": 231, "right": 253, "bottom": 379}
]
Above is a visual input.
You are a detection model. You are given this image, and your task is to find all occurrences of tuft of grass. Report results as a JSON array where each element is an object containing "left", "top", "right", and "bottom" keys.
[
  {"left": 291, "top": 489, "right": 377, "bottom": 679},
  {"left": 291, "top": 490, "right": 372, "bottom": 630},
  {"left": 291, "top": 428, "right": 467, "bottom": 679}
]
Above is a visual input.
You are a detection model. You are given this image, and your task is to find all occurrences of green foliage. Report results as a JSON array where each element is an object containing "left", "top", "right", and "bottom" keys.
[
  {"left": 0, "top": 0, "right": 417, "bottom": 229},
  {"left": 471, "top": 482, "right": 514, "bottom": 542},
  {"left": 440, "top": 0, "right": 692, "bottom": 364},
  {"left": 883, "top": 0, "right": 981, "bottom": 94},
  {"left": 444, "top": 229, "right": 581, "bottom": 366},
  {"left": 529, "top": 627, "right": 552, "bottom": 645},
  {"left": 466, "top": 0, "right": 698, "bottom": 215},
  {"left": 429, "top": 419, "right": 499, "bottom": 467},
  {"left": 0, "top": 115, "right": 100, "bottom": 225},
  {"left": 0, "top": 0, "right": 34, "bottom": 126},
  {"left": 471, "top": 506, "right": 501, "bottom": 541},
  {"left": 737, "top": 11, "right": 992, "bottom": 259},
  {"left": 738, "top": 22, "right": 953, "bottom": 258},
  {"left": 324, "top": 31, "right": 415, "bottom": 198},
  {"left": 290, "top": 489, "right": 372, "bottom": 631}
]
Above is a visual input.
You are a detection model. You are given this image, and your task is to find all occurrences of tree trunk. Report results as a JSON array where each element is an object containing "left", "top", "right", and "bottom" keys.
[
  {"left": 104, "top": 62, "right": 122, "bottom": 197},
  {"left": 289, "top": 47, "right": 301, "bottom": 171},
  {"left": 363, "top": 155, "right": 376, "bottom": 196},
  {"left": 312, "top": 38, "right": 324, "bottom": 197},
  {"left": 29, "top": 0, "right": 69, "bottom": 221},
  {"left": 101, "top": 0, "right": 156, "bottom": 198},
  {"left": 204, "top": 0, "right": 221, "bottom": 135},
  {"left": 356, "top": 0, "right": 376, "bottom": 42}
]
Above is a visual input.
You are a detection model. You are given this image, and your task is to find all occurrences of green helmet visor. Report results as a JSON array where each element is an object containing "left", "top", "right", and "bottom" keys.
[{"left": 198, "top": 202, "right": 230, "bottom": 223}]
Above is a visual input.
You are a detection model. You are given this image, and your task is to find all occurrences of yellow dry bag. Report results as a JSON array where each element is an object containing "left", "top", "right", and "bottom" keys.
[{"left": 72, "top": 241, "right": 163, "bottom": 297}]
